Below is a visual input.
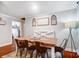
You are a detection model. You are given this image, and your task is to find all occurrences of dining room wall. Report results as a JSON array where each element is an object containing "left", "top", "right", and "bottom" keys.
[
  {"left": 0, "top": 13, "right": 12, "bottom": 47},
  {"left": 24, "top": 9, "right": 79, "bottom": 52}
]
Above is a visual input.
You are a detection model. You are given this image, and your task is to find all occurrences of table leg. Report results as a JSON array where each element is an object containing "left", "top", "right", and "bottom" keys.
[{"left": 51, "top": 47, "right": 55, "bottom": 58}]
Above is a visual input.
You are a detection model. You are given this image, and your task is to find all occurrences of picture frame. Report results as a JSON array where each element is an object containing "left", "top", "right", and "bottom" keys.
[
  {"left": 51, "top": 15, "right": 57, "bottom": 25},
  {"left": 0, "top": 17, "right": 6, "bottom": 25},
  {"left": 32, "top": 18, "right": 36, "bottom": 26},
  {"left": 37, "top": 17, "right": 49, "bottom": 26}
]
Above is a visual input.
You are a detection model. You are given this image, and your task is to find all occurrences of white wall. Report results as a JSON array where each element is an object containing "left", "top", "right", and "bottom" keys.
[
  {"left": 54, "top": 9, "right": 77, "bottom": 47},
  {"left": 76, "top": 2, "right": 79, "bottom": 20},
  {"left": 24, "top": 17, "right": 34, "bottom": 36},
  {"left": 0, "top": 13, "right": 12, "bottom": 47},
  {"left": 24, "top": 9, "right": 79, "bottom": 52}
]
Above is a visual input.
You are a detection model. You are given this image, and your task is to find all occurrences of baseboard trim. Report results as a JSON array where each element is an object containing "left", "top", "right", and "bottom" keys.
[{"left": 0, "top": 44, "right": 13, "bottom": 57}]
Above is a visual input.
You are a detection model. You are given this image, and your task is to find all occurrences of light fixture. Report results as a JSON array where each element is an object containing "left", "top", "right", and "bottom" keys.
[
  {"left": 77, "top": 1, "right": 79, "bottom": 4},
  {"left": 33, "top": 4, "right": 37, "bottom": 10},
  {"left": 32, "top": 3, "right": 38, "bottom": 12},
  {"left": 64, "top": 21, "right": 79, "bottom": 56}
]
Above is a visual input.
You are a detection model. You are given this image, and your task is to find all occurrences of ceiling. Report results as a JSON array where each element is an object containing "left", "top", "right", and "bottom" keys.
[{"left": 0, "top": 1, "right": 78, "bottom": 18}]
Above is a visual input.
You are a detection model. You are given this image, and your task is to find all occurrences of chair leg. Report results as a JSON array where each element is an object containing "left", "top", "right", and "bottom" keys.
[
  {"left": 46, "top": 51, "right": 49, "bottom": 58},
  {"left": 16, "top": 48, "right": 19, "bottom": 56},
  {"left": 25, "top": 48, "right": 27, "bottom": 57},
  {"left": 35, "top": 51, "right": 38, "bottom": 58},
  {"left": 30, "top": 50, "right": 34, "bottom": 58},
  {"left": 61, "top": 51, "right": 64, "bottom": 58},
  {"left": 16, "top": 50, "right": 18, "bottom": 56},
  {"left": 20, "top": 48, "right": 24, "bottom": 58},
  {"left": 41, "top": 53, "right": 45, "bottom": 58},
  {"left": 47, "top": 48, "right": 51, "bottom": 58},
  {"left": 20, "top": 50, "right": 22, "bottom": 57}
]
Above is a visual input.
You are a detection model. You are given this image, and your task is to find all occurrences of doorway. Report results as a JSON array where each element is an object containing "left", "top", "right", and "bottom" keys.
[
  {"left": 12, "top": 21, "right": 21, "bottom": 38},
  {"left": 12, "top": 21, "right": 21, "bottom": 50}
]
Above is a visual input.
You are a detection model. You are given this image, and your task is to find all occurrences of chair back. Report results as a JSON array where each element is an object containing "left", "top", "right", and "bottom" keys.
[
  {"left": 15, "top": 39, "right": 28, "bottom": 48},
  {"left": 35, "top": 41, "right": 47, "bottom": 54},
  {"left": 24, "top": 40, "right": 28, "bottom": 48},
  {"left": 34, "top": 41, "right": 40, "bottom": 49},
  {"left": 60, "top": 39, "right": 68, "bottom": 49}
]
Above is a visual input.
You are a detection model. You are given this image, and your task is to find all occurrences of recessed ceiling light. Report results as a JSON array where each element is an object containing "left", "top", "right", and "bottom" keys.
[
  {"left": 32, "top": 3, "right": 38, "bottom": 12},
  {"left": 33, "top": 4, "right": 37, "bottom": 10}
]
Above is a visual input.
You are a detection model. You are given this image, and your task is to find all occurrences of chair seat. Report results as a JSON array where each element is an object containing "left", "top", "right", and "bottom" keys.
[
  {"left": 37, "top": 47, "right": 47, "bottom": 53},
  {"left": 27, "top": 45, "right": 36, "bottom": 50},
  {"left": 55, "top": 46, "right": 64, "bottom": 52}
]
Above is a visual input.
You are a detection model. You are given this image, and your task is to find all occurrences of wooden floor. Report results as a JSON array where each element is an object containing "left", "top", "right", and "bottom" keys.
[
  {"left": 2, "top": 51, "right": 17, "bottom": 58},
  {"left": 2, "top": 51, "right": 37, "bottom": 58},
  {"left": 2, "top": 49, "right": 51, "bottom": 58},
  {"left": 0, "top": 44, "right": 13, "bottom": 57},
  {"left": 2, "top": 51, "right": 38, "bottom": 58}
]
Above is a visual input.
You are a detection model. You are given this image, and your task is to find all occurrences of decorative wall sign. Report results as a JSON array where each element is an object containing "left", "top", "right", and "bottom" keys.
[
  {"left": 32, "top": 18, "right": 36, "bottom": 26},
  {"left": 51, "top": 15, "right": 57, "bottom": 25},
  {"left": 0, "top": 17, "right": 6, "bottom": 25},
  {"left": 37, "top": 17, "right": 49, "bottom": 26}
]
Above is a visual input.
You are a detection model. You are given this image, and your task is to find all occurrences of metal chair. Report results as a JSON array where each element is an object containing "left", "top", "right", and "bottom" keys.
[
  {"left": 55, "top": 39, "right": 68, "bottom": 58},
  {"left": 15, "top": 39, "right": 26, "bottom": 57},
  {"left": 35, "top": 41, "right": 48, "bottom": 58}
]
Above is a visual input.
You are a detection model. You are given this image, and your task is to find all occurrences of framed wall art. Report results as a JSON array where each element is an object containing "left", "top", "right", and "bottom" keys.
[
  {"left": 37, "top": 17, "right": 49, "bottom": 26},
  {"left": 51, "top": 15, "right": 57, "bottom": 25},
  {"left": 0, "top": 17, "right": 6, "bottom": 25},
  {"left": 32, "top": 18, "right": 36, "bottom": 26}
]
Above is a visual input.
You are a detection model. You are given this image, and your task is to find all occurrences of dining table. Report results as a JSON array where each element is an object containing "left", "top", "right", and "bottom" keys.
[
  {"left": 15, "top": 36, "right": 57, "bottom": 48},
  {"left": 15, "top": 36, "right": 57, "bottom": 58}
]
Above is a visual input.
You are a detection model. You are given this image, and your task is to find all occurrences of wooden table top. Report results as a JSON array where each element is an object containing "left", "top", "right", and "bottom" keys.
[{"left": 15, "top": 36, "right": 57, "bottom": 48}]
